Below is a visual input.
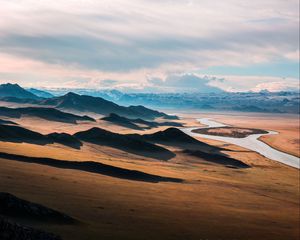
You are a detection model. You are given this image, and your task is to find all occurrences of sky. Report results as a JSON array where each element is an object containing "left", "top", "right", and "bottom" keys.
[{"left": 0, "top": 0, "right": 299, "bottom": 92}]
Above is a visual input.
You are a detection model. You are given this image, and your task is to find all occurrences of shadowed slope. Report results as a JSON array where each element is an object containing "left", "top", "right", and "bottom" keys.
[
  {"left": 0, "top": 124, "right": 51, "bottom": 145},
  {"left": 74, "top": 127, "right": 176, "bottom": 160},
  {"left": 0, "top": 119, "right": 18, "bottom": 125},
  {"left": 102, "top": 113, "right": 183, "bottom": 130},
  {"left": 101, "top": 113, "right": 143, "bottom": 130},
  {"left": 0, "top": 106, "right": 95, "bottom": 124},
  {"left": 128, "top": 127, "right": 222, "bottom": 152},
  {"left": 0, "top": 124, "right": 80, "bottom": 149},
  {"left": 0, "top": 152, "right": 183, "bottom": 183},
  {"left": 0, "top": 192, "right": 76, "bottom": 224},
  {"left": 46, "top": 133, "right": 82, "bottom": 149},
  {"left": 183, "top": 150, "right": 250, "bottom": 168},
  {"left": 0, "top": 217, "right": 62, "bottom": 240}
]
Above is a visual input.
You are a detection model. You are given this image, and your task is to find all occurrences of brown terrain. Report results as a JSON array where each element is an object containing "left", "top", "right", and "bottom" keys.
[
  {"left": 0, "top": 110, "right": 299, "bottom": 240},
  {"left": 192, "top": 126, "right": 268, "bottom": 138}
]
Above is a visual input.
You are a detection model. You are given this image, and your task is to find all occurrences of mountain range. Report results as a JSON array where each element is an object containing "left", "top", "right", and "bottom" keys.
[
  {"left": 0, "top": 84, "right": 176, "bottom": 120},
  {"left": 0, "top": 106, "right": 95, "bottom": 124}
]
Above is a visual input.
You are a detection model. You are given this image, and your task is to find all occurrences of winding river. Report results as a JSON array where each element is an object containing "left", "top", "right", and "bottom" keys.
[{"left": 181, "top": 118, "right": 300, "bottom": 169}]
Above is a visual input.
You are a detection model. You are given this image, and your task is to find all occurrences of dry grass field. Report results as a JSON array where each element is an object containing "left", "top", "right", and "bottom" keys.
[{"left": 0, "top": 112, "right": 299, "bottom": 240}]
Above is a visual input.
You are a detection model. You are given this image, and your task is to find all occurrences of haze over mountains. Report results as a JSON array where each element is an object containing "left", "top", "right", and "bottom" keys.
[
  {"left": 0, "top": 83, "right": 176, "bottom": 120},
  {"left": 1, "top": 83, "right": 298, "bottom": 114},
  {"left": 0, "top": 83, "right": 39, "bottom": 100}
]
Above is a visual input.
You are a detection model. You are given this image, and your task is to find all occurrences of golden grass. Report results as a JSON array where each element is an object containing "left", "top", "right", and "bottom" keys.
[{"left": 0, "top": 112, "right": 299, "bottom": 240}]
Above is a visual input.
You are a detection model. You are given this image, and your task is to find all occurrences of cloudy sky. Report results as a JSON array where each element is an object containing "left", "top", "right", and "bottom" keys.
[{"left": 0, "top": 0, "right": 299, "bottom": 92}]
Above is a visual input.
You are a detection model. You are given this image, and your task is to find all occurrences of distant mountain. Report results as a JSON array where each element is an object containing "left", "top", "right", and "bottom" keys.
[
  {"left": 27, "top": 88, "right": 54, "bottom": 98},
  {"left": 114, "top": 91, "right": 300, "bottom": 114},
  {"left": 101, "top": 113, "right": 183, "bottom": 130},
  {"left": 41, "top": 92, "right": 175, "bottom": 120},
  {"left": 74, "top": 127, "right": 175, "bottom": 160},
  {"left": 0, "top": 106, "right": 95, "bottom": 124},
  {"left": 0, "top": 96, "right": 40, "bottom": 104},
  {"left": 0, "top": 83, "right": 39, "bottom": 99}
]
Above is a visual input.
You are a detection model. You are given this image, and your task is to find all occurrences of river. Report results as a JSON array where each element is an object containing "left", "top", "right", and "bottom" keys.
[{"left": 181, "top": 118, "right": 299, "bottom": 169}]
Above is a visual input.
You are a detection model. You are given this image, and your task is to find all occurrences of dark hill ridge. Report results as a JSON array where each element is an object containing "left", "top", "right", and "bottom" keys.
[
  {"left": 0, "top": 124, "right": 80, "bottom": 149},
  {"left": 0, "top": 152, "right": 182, "bottom": 183},
  {"left": 27, "top": 88, "right": 54, "bottom": 98},
  {"left": 41, "top": 92, "right": 174, "bottom": 120},
  {"left": 0, "top": 96, "right": 41, "bottom": 104},
  {"left": 0, "top": 106, "right": 95, "bottom": 124},
  {"left": 46, "top": 132, "right": 82, "bottom": 149},
  {"left": 101, "top": 113, "right": 183, "bottom": 130},
  {"left": 101, "top": 113, "right": 143, "bottom": 130},
  {"left": 130, "top": 128, "right": 199, "bottom": 143},
  {"left": 0, "top": 217, "right": 62, "bottom": 240},
  {"left": 74, "top": 127, "right": 175, "bottom": 160},
  {"left": 127, "top": 127, "right": 225, "bottom": 152},
  {"left": 0, "top": 124, "right": 175, "bottom": 160},
  {"left": 0, "top": 192, "right": 76, "bottom": 223},
  {"left": 0, "top": 124, "right": 50, "bottom": 145},
  {"left": 0, "top": 83, "right": 39, "bottom": 99},
  {"left": 183, "top": 150, "right": 250, "bottom": 168},
  {"left": 0, "top": 119, "right": 18, "bottom": 125}
]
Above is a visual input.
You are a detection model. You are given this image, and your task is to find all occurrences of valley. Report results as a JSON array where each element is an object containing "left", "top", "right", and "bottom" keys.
[{"left": 0, "top": 84, "right": 299, "bottom": 240}]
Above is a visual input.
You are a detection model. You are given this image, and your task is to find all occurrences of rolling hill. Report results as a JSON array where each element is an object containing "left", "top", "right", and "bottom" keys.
[
  {"left": 102, "top": 113, "right": 183, "bottom": 130},
  {"left": 74, "top": 127, "right": 175, "bottom": 160}
]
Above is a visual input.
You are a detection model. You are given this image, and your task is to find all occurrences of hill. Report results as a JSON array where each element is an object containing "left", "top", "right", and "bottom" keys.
[
  {"left": 46, "top": 132, "right": 82, "bottom": 149},
  {"left": 0, "top": 119, "right": 17, "bottom": 125},
  {"left": 27, "top": 88, "right": 54, "bottom": 98},
  {"left": 0, "top": 106, "right": 95, "bottom": 124},
  {"left": 102, "top": 113, "right": 183, "bottom": 130},
  {"left": 0, "top": 192, "right": 75, "bottom": 223},
  {"left": 41, "top": 92, "right": 175, "bottom": 120},
  {"left": 0, "top": 217, "right": 62, "bottom": 240},
  {"left": 101, "top": 113, "right": 144, "bottom": 130},
  {"left": 128, "top": 127, "right": 223, "bottom": 152},
  {"left": 0, "top": 124, "right": 80, "bottom": 149},
  {"left": 0, "top": 83, "right": 39, "bottom": 99},
  {"left": 0, "top": 124, "right": 51, "bottom": 145},
  {"left": 74, "top": 127, "right": 175, "bottom": 160}
]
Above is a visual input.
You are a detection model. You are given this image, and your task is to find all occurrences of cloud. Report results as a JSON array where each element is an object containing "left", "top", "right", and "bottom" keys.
[
  {"left": 208, "top": 74, "right": 299, "bottom": 92},
  {"left": 146, "top": 74, "right": 223, "bottom": 92},
  {"left": 0, "top": 0, "right": 298, "bottom": 91},
  {"left": 251, "top": 81, "right": 300, "bottom": 92}
]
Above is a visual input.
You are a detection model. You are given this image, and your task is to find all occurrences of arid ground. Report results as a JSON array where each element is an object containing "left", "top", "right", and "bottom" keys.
[{"left": 0, "top": 111, "right": 299, "bottom": 240}]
